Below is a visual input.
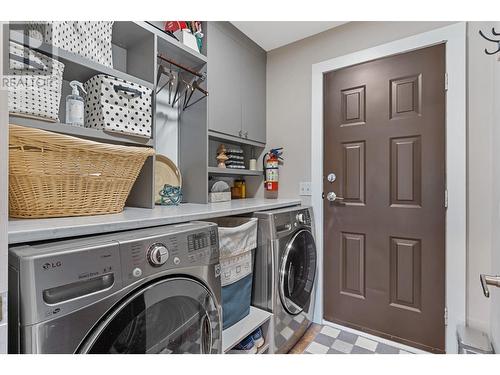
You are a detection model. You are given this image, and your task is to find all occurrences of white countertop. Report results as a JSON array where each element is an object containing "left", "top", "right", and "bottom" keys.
[{"left": 8, "top": 198, "right": 301, "bottom": 245}]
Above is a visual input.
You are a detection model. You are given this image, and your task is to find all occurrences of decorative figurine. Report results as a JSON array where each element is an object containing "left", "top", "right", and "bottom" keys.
[{"left": 216, "top": 144, "right": 228, "bottom": 168}]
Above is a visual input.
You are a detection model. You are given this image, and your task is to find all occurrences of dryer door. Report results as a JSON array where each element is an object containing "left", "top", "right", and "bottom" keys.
[
  {"left": 279, "top": 229, "right": 317, "bottom": 315},
  {"left": 78, "top": 277, "right": 221, "bottom": 354}
]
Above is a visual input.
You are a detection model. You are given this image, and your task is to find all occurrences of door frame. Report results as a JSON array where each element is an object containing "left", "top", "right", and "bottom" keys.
[{"left": 311, "top": 22, "right": 466, "bottom": 353}]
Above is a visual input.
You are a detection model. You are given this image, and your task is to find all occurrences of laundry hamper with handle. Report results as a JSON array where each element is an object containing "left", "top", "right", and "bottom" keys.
[
  {"left": 206, "top": 217, "right": 258, "bottom": 329},
  {"left": 9, "top": 124, "right": 155, "bottom": 218}
]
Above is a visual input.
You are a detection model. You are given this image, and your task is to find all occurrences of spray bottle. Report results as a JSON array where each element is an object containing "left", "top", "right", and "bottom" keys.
[{"left": 66, "top": 81, "right": 86, "bottom": 127}]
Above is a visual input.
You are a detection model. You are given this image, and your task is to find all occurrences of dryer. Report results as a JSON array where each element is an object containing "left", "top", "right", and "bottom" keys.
[
  {"left": 9, "top": 222, "right": 222, "bottom": 354},
  {"left": 252, "top": 206, "right": 317, "bottom": 353}
]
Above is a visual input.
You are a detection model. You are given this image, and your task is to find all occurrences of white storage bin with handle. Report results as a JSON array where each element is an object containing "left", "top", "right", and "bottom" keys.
[
  {"left": 25, "top": 21, "right": 114, "bottom": 68},
  {"left": 206, "top": 217, "right": 258, "bottom": 330},
  {"left": 8, "top": 41, "right": 65, "bottom": 122},
  {"left": 84, "top": 74, "right": 152, "bottom": 138}
]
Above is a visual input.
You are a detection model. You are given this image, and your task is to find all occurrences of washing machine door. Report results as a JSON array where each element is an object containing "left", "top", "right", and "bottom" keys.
[
  {"left": 78, "top": 277, "right": 221, "bottom": 354},
  {"left": 279, "top": 229, "right": 317, "bottom": 315}
]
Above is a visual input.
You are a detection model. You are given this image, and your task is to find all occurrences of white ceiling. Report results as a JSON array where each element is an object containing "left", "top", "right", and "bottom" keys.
[{"left": 231, "top": 21, "right": 347, "bottom": 51}]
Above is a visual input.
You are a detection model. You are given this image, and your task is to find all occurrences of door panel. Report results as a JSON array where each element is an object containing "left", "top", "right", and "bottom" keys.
[
  {"left": 342, "top": 141, "right": 365, "bottom": 204},
  {"left": 390, "top": 136, "right": 422, "bottom": 207},
  {"left": 340, "top": 232, "right": 365, "bottom": 298},
  {"left": 323, "top": 44, "right": 446, "bottom": 353},
  {"left": 390, "top": 237, "right": 422, "bottom": 311}
]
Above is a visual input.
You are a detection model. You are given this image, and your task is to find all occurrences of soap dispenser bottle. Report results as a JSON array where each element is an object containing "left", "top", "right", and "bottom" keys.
[{"left": 66, "top": 81, "right": 86, "bottom": 127}]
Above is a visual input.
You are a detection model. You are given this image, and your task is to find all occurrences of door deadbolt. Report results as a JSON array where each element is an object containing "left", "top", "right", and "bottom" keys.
[{"left": 327, "top": 173, "right": 336, "bottom": 183}]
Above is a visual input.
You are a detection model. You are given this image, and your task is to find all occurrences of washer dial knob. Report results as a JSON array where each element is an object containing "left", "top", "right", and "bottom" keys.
[
  {"left": 148, "top": 243, "right": 169, "bottom": 266},
  {"left": 296, "top": 213, "right": 306, "bottom": 224}
]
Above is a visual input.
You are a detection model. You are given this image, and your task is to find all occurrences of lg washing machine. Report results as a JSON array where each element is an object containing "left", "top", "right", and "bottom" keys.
[{"left": 9, "top": 221, "right": 222, "bottom": 354}]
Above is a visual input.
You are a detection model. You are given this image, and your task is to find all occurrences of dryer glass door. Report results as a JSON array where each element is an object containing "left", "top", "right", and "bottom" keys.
[
  {"left": 279, "top": 229, "right": 317, "bottom": 315},
  {"left": 79, "top": 277, "right": 220, "bottom": 354}
]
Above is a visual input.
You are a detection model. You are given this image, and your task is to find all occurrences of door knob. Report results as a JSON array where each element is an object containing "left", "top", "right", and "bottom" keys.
[
  {"left": 326, "top": 192, "right": 345, "bottom": 205},
  {"left": 480, "top": 274, "right": 500, "bottom": 297},
  {"left": 326, "top": 192, "right": 337, "bottom": 201}
]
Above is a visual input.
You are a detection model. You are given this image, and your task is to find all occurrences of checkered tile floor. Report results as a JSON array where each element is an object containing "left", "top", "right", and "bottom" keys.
[
  {"left": 275, "top": 312, "right": 306, "bottom": 350},
  {"left": 304, "top": 325, "right": 413, "bottom": 354}
]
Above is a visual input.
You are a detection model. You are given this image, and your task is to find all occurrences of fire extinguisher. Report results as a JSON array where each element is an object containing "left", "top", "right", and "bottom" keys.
[{"left": 263, "top": 147, "right": 284, "bottom": 192}]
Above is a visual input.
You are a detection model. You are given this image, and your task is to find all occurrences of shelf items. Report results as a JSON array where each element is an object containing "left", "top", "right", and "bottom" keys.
[
  {"left": 139, "top": 21, "right": 208, "bottom": 69},
  {"left": 222, "top": 306, "right": 273, "bottom": 353}
]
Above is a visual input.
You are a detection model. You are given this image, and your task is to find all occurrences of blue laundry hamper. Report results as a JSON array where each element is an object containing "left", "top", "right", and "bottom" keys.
[{"left": 208, "top": 217, "right": 258, "bottom": 330}]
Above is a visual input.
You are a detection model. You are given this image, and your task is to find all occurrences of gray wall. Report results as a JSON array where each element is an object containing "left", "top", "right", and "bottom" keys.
[
  {"left": 467, "top": 21, "right": 497, "bottom": 335},
  {"left": 265, "top": 21, "right": 497, "bottom": 341}
]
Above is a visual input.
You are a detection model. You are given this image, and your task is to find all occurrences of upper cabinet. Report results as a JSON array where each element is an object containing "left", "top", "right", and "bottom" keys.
[{"left": 207, "top": 22, "right": 266, "bottom": 145}]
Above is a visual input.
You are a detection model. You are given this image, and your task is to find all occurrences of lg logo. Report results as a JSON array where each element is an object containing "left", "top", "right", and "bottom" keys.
[{"left": 42, "top": 261, "right": 62, "bottom": 270}]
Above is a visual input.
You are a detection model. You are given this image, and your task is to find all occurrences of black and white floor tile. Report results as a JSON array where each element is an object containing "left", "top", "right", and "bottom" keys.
[{"left": 304, "top": 325, "right": 417, "bottom": 354}]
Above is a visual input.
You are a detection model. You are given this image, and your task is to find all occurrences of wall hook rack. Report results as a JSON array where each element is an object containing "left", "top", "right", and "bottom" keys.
[{"left": 479, "top": 28, "right": 500, "bottom": 56}]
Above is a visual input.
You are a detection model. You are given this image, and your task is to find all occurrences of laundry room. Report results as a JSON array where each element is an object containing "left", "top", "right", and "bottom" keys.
[{"left": 1, "top": 1, "right": 500, "bottom": 375}]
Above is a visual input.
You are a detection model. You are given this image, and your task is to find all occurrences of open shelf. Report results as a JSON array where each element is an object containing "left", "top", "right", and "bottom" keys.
[
  {"left": 9, "top": 29, "right": 154, "bottom": 89},
  {"left": 222, "top": 306, "right": 272, "bottom": 353},
  {"left": 138, "top": 22, "right": 208, "bottom": 69},
  {"left": 257, "top": 342, "right": 270, "bottom": 354},
  {"left": 9, "top": 116, "right": 154, "bottom": 147},
  {"left": 208, "top": 167, "right": 262, "bottom": 177}
]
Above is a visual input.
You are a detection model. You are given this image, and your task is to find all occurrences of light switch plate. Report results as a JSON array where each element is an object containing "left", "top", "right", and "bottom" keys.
[{"left": 299, "top": 182, "right": 312, "bottom": 196}]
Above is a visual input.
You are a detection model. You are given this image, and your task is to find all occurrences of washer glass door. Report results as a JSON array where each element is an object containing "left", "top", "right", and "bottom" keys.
[
  {"left": 79, "top": 277, "right": 220, "bottom": 354},
  {"left": 279, "top": 229, "right": 317, "bottom": 315}
]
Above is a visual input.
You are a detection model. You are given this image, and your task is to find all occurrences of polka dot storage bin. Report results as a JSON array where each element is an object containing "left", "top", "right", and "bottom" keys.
[
  {"left": 25, "top": 22, "right": 114, "bottom": 68},
  {"left": 84, "top": 74, "right": 152, "bottom": 138},
  {"left": 8, "top": 41, "right": 65, "bottom": 122}
]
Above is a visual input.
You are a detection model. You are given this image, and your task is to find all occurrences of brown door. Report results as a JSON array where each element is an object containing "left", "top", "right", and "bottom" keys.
[{"left": 323, "top": 44, "right": 446, "bottom": 353}]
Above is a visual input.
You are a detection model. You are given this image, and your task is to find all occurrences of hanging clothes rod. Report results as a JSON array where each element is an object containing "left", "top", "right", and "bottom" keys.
[
  {"left": 157, "top": 54, "right": 204, "bottom": 77},
  {"left": 156, "top": 54, "right": 208, "bottom": 111}
]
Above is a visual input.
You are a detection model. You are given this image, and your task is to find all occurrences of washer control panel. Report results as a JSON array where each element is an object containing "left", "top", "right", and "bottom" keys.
[{"left": 119, "top": 222, "right": 219, "bottom": 285}]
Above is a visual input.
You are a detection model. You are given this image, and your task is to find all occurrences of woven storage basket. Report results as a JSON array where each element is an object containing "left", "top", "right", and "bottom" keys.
[{"left": 9, "top": 124, "right": 155, "bottom": 218}]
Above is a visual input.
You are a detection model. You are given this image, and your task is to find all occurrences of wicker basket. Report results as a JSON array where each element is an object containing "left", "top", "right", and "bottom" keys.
[{"left": 9, "top": 124, "right": 155, "bottom": 218}]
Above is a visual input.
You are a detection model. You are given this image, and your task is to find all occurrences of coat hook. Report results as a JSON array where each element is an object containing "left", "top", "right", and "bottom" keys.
[{"left": 479, "top": 28, "right": 500, "bottom": 56}]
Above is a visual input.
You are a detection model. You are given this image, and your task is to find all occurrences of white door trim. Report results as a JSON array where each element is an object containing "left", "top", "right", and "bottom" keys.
[{"left": 311, "top": 22, "right": 466, "bottom": 353}]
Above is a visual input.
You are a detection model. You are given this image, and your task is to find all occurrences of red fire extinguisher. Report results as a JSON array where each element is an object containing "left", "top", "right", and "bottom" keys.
[{"left": 263, "top": 148, "right": 283, "bottom": 192}]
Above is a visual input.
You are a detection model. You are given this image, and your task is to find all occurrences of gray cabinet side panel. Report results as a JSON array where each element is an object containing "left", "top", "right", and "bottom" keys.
[{"left": 179, "top": 100, "right": 208, "bottom": 204}]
